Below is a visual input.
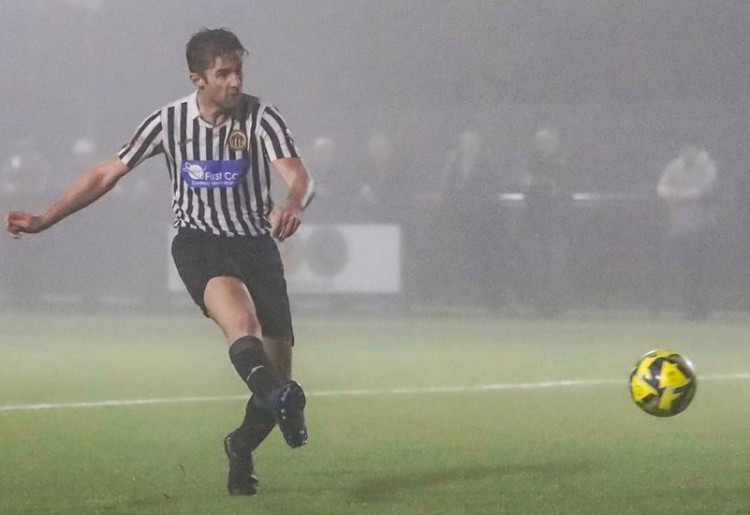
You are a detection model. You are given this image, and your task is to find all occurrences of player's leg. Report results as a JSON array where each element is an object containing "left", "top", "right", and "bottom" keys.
[
  {"left": 207, "top": 283, "right": 306, "bottom": 451},
  {"left": 224, "top": 336, "right": 293, "bottom": 489},
  {"left": 201, "top": 276, "right": 283, "bottom": 495},
  {"left": 170, "top": 229, "right": 286, "bottom": 495},
  {"left": 260, "top": 334, "right": 307, "bottom": 449},
  {"left": 223, "top": 394, "right": 275, "bottom": 495},
  {"left": 204, "top": 277, "right": 305, "bottom": 492},
  {"left": 263, "top": 335, "right": 292, "bottom": 381},
  {"left": 222, "top": 343, "right": 303, "bottom": 496},
  {"left": 204, "top": 276, "right": 285, "bottom": 408},
  {"left": 225, "top": 335, "right": 289, "bottom": 453},
  {"left": 240, "top": 235, "right": 307, "bottom": 450},
  {"left": 170, "top": 229, "right": 279, "bottom": 397}
]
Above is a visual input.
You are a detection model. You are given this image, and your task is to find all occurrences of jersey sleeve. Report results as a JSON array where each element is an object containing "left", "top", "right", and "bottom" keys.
[
  {"left": 259, "top": 105, "right": 299, "bottom": 162},
  {"left": 118, "top": 110, "right": 164, "bottom": 170}
]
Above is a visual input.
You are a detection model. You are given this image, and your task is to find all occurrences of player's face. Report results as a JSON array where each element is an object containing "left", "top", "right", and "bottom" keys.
[{"left": 195, "top": 53, "right": 244, "bottom": 111}]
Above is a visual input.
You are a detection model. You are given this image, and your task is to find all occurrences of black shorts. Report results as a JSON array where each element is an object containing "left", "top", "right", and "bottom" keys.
[{"left": 171, "top": 227, "right": 294, "bottom": 342}]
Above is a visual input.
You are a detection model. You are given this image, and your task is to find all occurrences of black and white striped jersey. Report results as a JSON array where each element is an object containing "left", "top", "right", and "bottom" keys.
[{"left": 118, "top": 91, "right": 298, "bottom": 237}]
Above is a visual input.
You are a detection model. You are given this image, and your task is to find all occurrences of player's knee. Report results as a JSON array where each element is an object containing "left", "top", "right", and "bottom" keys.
[
  {"left": 203, "top": 278, "right": 262, "bottom": 341},
  {"left": 207, "top": 309, "right": 262, "bottom": 342}
]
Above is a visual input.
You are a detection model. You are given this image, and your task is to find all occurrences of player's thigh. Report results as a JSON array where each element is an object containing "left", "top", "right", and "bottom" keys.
[
  {"left": 204, "top": 276, "right": 262, "bottom": 342},
  {"left": 237, "top": 236, "right": 295, "bottom": 343}
]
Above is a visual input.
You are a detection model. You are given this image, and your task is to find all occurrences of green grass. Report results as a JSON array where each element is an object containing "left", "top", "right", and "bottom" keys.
[{"left": 1, "top": 312, "right": 750, "bottom": 514}]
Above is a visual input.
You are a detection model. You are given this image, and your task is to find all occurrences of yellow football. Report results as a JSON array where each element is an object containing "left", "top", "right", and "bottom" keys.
[{"left": 629, "top": 349, "right": 697, "bottom": 417}]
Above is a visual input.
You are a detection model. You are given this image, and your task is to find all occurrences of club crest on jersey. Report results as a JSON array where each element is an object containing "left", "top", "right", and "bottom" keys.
[
  {"left": 181, "top": 160, "right": 248, "bottom": 188},
  {"left": 228, "top": 130, "right": 248, "bottom": 152}
]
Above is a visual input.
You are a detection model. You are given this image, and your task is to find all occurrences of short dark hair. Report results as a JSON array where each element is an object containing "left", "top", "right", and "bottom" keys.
[{"left": 186, "top": 28, "right": 247, "bottom": 74}]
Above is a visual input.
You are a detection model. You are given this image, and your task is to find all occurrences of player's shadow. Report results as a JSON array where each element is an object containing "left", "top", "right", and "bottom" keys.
[{"left": 349, "top": 461, "right": 595, "bottom": 503}]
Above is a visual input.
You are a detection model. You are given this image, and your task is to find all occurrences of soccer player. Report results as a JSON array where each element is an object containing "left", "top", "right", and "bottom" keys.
[{"left": 4, "top": 28, "right": 314, "bottom": 496}]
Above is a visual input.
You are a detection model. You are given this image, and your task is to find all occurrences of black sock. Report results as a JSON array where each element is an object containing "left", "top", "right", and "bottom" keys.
[
  {"left": 233, "top": 395, "right": 277, "bottom": 454},
  {"left": 228, "top": 336, "right": 282, "bottom": 409}
]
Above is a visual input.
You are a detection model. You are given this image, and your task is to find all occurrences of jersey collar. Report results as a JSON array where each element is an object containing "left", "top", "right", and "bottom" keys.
[
  {"left": 187, "top": 91, "right": 201, "bottom": 121},
  {"left": 187, "top": 91, "right": 235, "bottom": 128}
]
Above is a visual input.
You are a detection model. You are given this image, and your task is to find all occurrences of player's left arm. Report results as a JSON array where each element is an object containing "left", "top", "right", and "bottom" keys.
[{"left": 270, "top": 157, "right": 314, "bottom": 241}]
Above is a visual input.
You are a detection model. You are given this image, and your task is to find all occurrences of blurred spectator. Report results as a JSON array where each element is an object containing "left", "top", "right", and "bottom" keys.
[
  {"left": 302, "top": 135, "right": 353, "bottom": 223},
  {"left": 657, "top": 145, "right": 720, "bottom": 321},
  {"left": 436, "top": 130, "right": 500, "bottom": 209},
  {"left": 1, "top": 137, "right": 53, "bottom": 199},
  {"left": 72, "top": 137, "right": 97, "bottom": 170},
  {"left": 355, "top": 131, "right": 411, "bottom": 223},
  {"left": 60, "top": 137, "right": 107, "bottom": 306},
  {"left": 129, "top": 167, "right": 170, "bottom": 308},
  {"left": 430, "top": 129, "right": 503, "bottom": 310},
  {"left": 1, "top": 138, "right": 54, "bottom": 307},
  {"left": 518, "top": 127, "right": 573, "bottom": 318},
  {"left": 738, "top": 163, "right": 750, "bottom": 307}
]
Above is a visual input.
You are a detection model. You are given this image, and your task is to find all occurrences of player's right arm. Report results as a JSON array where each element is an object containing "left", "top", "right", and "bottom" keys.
[{"left": 5, "top": 156, "right": 130, "bottom": 237}]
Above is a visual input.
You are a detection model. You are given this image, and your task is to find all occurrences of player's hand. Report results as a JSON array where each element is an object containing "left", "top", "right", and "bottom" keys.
[
  {"left": 4, "top": 211, "right": 44, "bottom": 238},
  {"left": 270, "top": 204, "right": 302, "bottom": 241}
]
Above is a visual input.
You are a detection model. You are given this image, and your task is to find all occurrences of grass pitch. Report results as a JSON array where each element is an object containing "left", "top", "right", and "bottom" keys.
[{"left": 1, "top": 312, "right": 749, "bottom": 514}]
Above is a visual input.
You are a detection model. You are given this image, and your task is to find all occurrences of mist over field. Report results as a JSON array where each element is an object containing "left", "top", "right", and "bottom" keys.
[
  {"left": 2, "top": 0, "right": 750, "bottom": 319},
  {"left": 3, "top": 4, "right": 750, "bottom": 511}
]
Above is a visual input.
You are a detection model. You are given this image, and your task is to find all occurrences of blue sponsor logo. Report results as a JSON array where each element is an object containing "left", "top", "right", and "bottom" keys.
[{"left": 181, "top": 160, "right": 248, "bottom": 188}]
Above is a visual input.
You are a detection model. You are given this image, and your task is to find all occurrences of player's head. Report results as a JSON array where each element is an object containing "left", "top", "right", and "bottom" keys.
[
  {"left": 534, "top": 127, "right": 559, "bottom": 158},
  {"left": 186, "top": 28, "right": 247, "bottom": 110},
  {"left": 458, "top": 130, "right": 482, "bottom": 160},
  {"left": 186, "top": 28, "right": 247, "bottom": 75},
  {"left": 366, "top": 132, "right": 393, "bottom": 166},
  {"left": 312, "top": 136, "right": 336, "bottom": 171},
  {"left": 679, "top": 145, "right": 701, "bottom": 167}
]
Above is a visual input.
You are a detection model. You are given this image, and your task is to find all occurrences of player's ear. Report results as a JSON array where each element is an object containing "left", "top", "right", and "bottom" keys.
[{"left": 190, "top": 72, "right": 206, "bottom": 90}]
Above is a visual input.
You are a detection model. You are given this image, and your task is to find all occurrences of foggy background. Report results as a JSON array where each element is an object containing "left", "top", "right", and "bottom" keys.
[{"left": 3, "top": 0, "right": 750, "bottom": 318}]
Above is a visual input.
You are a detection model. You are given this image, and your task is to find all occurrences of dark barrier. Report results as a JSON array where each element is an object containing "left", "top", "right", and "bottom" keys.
[
  {"left": 405, "top": 191, "right": 748, "bottom": 315},
  {"left": 2, "top": 192, "right": 748, "bottom": 315}
]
